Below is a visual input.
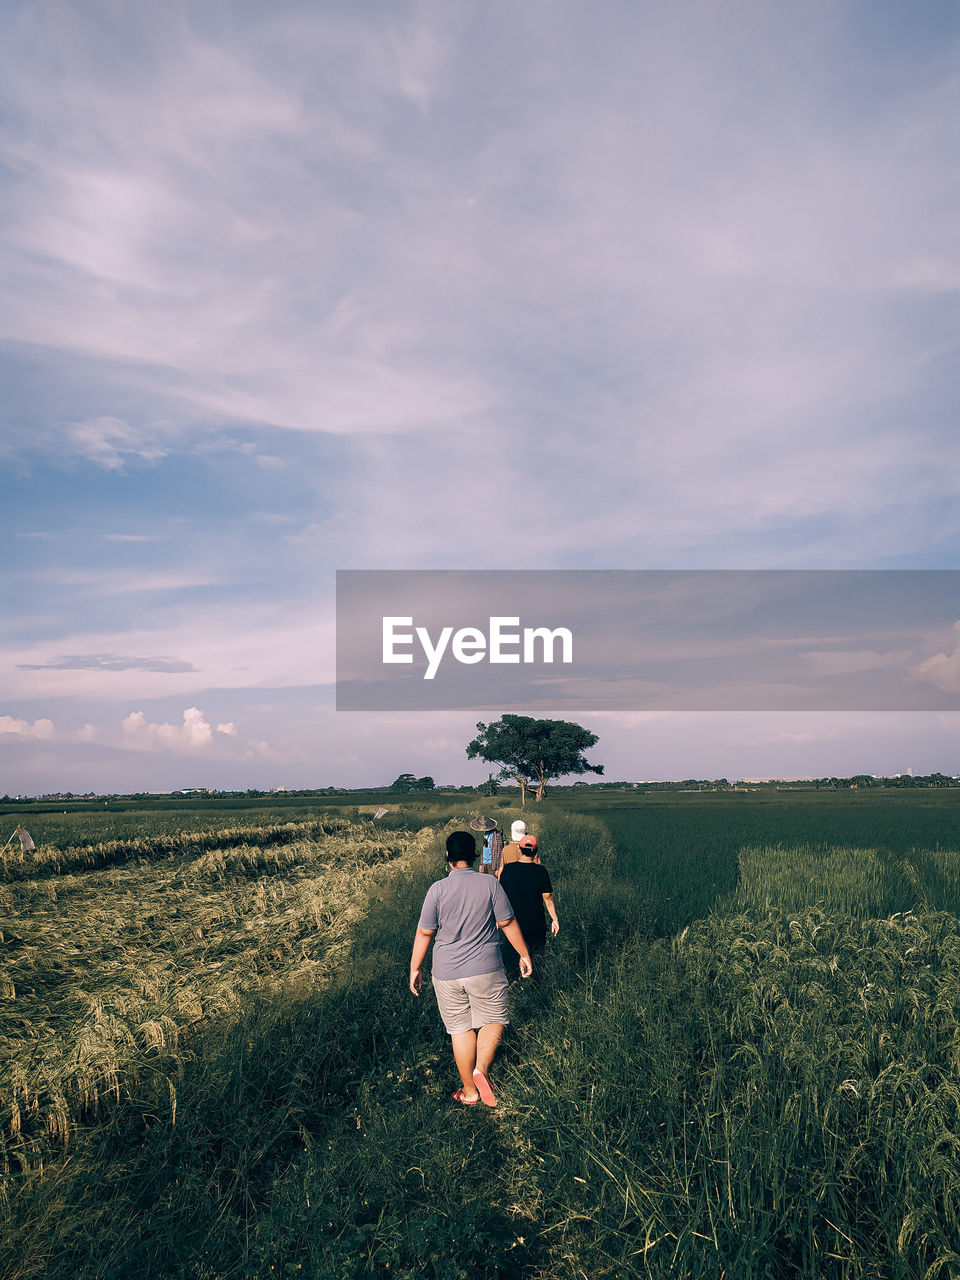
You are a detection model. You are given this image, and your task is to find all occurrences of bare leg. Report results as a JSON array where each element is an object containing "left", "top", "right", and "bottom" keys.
[
  {"left": 475, "top": 1022, "right": 504, "bottom": 1076},
  {"left": 450, "top": 1030, "right": 480, "bottom": 1099}
]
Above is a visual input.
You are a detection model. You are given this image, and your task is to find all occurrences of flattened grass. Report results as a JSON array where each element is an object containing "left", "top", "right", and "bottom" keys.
[{"left": 0, "top": 822, "right": 422, "bottom": 1173}]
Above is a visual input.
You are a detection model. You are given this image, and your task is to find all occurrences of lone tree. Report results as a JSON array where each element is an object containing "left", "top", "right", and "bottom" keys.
[{"left": 466, "top": 714, "right": 603, "bottom": 805}]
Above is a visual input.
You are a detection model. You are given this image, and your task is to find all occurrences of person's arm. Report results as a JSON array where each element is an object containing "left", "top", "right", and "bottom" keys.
[
  {"left": 409, "top": 927, "right": 435, "bottom": 995},
  {"left": 543, "top": 892, "right": 559, "bottom": 936},
  {"left": 497, "top": 916, "right": 533, "bottom": 977}
]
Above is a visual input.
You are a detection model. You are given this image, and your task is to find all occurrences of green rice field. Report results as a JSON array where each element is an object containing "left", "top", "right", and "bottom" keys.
[{"left": 3, "top": 788, "right": 960, "bottom": 1278}]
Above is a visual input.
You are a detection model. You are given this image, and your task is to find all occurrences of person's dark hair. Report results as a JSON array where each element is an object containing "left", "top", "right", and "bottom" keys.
[{"left": 445, "top": 830, "right": 477, "bottom": 863}]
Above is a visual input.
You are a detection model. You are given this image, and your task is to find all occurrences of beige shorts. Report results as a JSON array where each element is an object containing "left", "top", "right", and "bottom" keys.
[{"left": 432, "top": 968, "right": 509, "bottom": 1035}]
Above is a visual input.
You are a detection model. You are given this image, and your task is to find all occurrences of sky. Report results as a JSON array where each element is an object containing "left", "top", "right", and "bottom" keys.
[{"left": 3, "top": 0, "right": 960, "bottom": 793}]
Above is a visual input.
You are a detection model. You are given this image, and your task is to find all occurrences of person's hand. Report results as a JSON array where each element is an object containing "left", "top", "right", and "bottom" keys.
[
  {"left": 409, "top": 968, "right": 422, "bottom": 996},
  {"left": 519, "top": 955, "right": 533, "bottom": 978},
  {"left": 551, "top": 919, "right": 560, "bottom": 936}
]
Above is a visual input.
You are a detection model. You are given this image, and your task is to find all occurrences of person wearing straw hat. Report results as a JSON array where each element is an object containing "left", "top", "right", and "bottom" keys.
[{"left": 470, "top": 815, "right": 503, "bottom": 876}]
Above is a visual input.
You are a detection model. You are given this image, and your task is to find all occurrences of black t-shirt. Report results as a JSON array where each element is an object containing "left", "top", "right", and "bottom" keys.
[{"left": 499, "top": 862, "right": 553, "bottom": 943}]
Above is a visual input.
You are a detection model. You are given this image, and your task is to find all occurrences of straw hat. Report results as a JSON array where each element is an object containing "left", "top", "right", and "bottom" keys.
[{"left": 469, "top": 816, "right": 498, "bottom": 832}]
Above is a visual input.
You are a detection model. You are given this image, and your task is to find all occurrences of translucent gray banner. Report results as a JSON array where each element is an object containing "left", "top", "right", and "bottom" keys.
[{"left": 336, "top": 570, "right": 960, "bottom": 711}]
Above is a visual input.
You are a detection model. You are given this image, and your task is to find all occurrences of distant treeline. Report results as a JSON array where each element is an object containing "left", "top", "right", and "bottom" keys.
[
  {"left": 5, "top": 773, "right": 960, "bottom": 818},
  {"left": 600, "top": 773, "right": 960, "bottom": 790},
  {"left": 760, "top": 773, "right": 960, "bottom": 789}
]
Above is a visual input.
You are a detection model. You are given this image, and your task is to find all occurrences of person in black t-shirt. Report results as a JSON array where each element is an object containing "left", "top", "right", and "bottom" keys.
[{"left": 498, "top": 835, "right": 559, "bottom": 980}]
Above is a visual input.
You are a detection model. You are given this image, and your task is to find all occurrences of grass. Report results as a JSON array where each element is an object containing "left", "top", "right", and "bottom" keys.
[
  {"left": 0, "top": 819, "right": 426, "bottom": 1176},
  {"left": 3, "top": 791, "right": 960, "bottom": 1277},
  {"left": 0, "top": 793, "right": 495, "bottom": 852},
  {"left": 0, "top": 814, "right": 414, "bottom": 882},
  {"left": 734, "top": 842, "right": 960, "bottom": 917},
  {"left": 497, "top": 907, "right": 960, "bottom": 1277}
]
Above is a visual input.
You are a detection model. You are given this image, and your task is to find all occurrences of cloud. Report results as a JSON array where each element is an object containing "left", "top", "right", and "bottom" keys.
[
  {"left": 911, "top": 624, "right": 960, "bottom": 693},
  {"left": 65, "top": 417, "right": 167, "bottom": 470},
  {"left": 121, "top": 706, "right": 214, "bottom": 752},
  {"left": 102, "top": 533, "right": 170, "bottom": 543},
  {"left": 3, "top": 604, "right": 336, "bottom": 701},
  {"left": 421, "top": 736, "right": 462, "bottom": 755},
  {"left": 216, "top": 721, "right": 237, "bottom": 735},
  {"left": 0, "top": 6, "right": 492, "bottom": 443},
  {"left": 191, "top": 435, "right": 287, "bottom": 470},
  {"left": 19, "top": 653, "right": 197, "bottom": 673},
  {"left": 799, "top": 649, "right": 912, "bottom": 677},
  {"left": 0, "top": 715, "right": 56, "bottom": 739},
  {"left": 0, "top": 2, "right": 957, "bottom": 574},
  {"left": 31, "top": 568, "right": 221, "bottom": 596}
]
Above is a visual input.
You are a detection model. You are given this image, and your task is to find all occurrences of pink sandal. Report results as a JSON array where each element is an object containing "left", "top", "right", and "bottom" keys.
[
  {"left": 452, "top": 1087, "right": 480, "bottom": 1105},
  {"left": 472, "top": 1070, "right": 497, "bottom": 1107}
]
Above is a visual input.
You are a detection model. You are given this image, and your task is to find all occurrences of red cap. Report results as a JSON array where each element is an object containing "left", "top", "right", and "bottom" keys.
[{"left": 519, "top": 835, "right": 538, "bottom": 853}]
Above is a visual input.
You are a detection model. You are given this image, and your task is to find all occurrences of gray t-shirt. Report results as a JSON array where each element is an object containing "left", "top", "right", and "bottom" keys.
[{"left": 418, "top": 868, "right": 515, "bottom": 980}]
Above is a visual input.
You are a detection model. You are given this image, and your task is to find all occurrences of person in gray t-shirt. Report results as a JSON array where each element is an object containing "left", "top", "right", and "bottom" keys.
[{"left": 410, "top": 830, "right": 532, "bottom": 1106}]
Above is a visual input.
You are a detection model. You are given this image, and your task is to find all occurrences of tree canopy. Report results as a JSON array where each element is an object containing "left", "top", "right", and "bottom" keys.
[
  {"left": 466, "top": 714, "right": 603, "bottom": 804},
  {"left": 390, "top": 774, "right": 435, "bottom": 792}
]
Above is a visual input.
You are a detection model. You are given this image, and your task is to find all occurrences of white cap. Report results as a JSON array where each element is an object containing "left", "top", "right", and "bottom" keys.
[{"left": 511, "top": 820, "right": 526, "bottom": 841}]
